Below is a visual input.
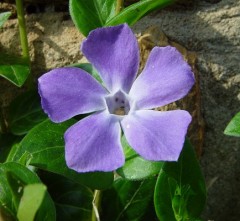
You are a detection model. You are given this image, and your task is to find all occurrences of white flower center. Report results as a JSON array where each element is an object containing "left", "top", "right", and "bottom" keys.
[{"left": 105, "top": 90, "right": 132, "bottom": 116}]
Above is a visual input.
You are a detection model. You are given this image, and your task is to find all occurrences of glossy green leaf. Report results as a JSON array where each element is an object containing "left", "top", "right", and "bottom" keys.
[
  {"left": 17, "top": 184, "right": 46, "bottom": 221},
  {"left": 8, "top": 91, "right": 47, "bottom": 135},
  {"left": 0, "top": 162, "right": 56, "bottom": 220},
  {"left": 154, "top": 140, "right": 206, "bottom": 221},
  {"left": 40, "top": 172, "right": 93, "bottom": 221},
  {"left": 224, "top": 112, "right": 240, "bottom": 137},
  {"left": 11, "top": 119, "right": 113, "bottom": 189},
  {"left": 0, "top": 52, "right": 30, "bottom": 87},
  {"left": 0, "top": 11, "right": 11, "bottom": 28},
  {"left": 0, "top": 64, "right": 30, "bottom": 87},
  {"left": 117, "top": 156, "right": 163, "bottom": 181},
  {"left": 107, "top": 0, "right": 174, "bottom": 26},
  {"left": 5, "top": 172, "right": 26, "bottom": 213},
  {"left": 69, "top": 0, "right": 116, "bottom": 36},
  {"left": 102, "top": 178, "right": 156, "bottom": 221},
  {"left": 117, "top": 136, "right": 163, "bottom": 180}
]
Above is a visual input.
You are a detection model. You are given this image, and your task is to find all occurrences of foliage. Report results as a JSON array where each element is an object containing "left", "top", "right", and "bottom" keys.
[
  {"left": 154, "top": 140, "right": 206, "bottom": 221},
  {"left": 0, "top": 11, "right": 11, "bottom": 28},
  {"left": 0, "top": 0, "right": 208, "bottom": 220},
  {"left": 0, "top": 11, "right": 30, "bottom": 87},
  {"left": 224, "top": 112, "right": 240, "bottom": 137},
  {"left": 70, "top": 0, "right": 175, "bottom": 36},
  {"left": 17, "top": 184, "right": 47, "bottom": 221}
]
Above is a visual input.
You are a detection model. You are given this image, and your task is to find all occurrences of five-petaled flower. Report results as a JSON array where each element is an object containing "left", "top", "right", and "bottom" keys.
[{"left": 38, "top": 24, "right": 195, "bottom": 172}]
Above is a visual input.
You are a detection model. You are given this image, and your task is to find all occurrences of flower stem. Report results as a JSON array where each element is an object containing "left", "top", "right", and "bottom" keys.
[
  {"left": 116, "top": 0, "right": 124, "bottom": 14},
  {"left": 15, "top": 0, "right": 33, "bottom": 89},
  {"left": 92, "top": 190, "right": 101, "bottom": 221}
]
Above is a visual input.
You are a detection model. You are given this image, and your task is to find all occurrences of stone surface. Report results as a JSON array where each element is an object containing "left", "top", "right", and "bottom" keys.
[
  {"left": 0, "top": 0, "right": 240, "bottom": 220},
  {"left": 133, "top": 1, "right": 240, "bottom": 220}
]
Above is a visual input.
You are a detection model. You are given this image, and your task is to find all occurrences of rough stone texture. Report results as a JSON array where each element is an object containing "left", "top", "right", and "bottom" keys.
[
  {"left": 0, "top": 0, "right": 240, "bottom": 220},
  {"left": 134, "top": 1, "right": 240, "bottom": 220},
  {"left": 133, "top": 1, "right": 240, "bottom": 220}
]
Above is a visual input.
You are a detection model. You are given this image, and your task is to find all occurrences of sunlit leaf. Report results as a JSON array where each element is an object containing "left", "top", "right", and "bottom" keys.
[
  {"left": 70, "top": 0, "right": 116, "bottom": 36},
  {"left": 107, "top": 0, "right": 174, "bottom": 26},
  {"left": 17, "top": 184, "right": 46, "bottom": 221},
  {"left": 154, "top": 140, "right": 206, "bottom": 221},
  {"left": 0, "top": 162, "right": 56, "bottom": 220},
  {"left": 224, "top": 112, "right": 240, "bottom": 137},
  {"left": 0, "top": 11, "right": 11, "bottom": 28},
  {"left": 0, "top": 64, "right": 30, "bottom": 87}
]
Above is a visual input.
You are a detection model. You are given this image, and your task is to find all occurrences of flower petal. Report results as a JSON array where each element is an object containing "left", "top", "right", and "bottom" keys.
[
  {"left": 65, "top": 111, "right": 124, "bottom": 172},
  {"left": 129, "top": 46, "right": 195, "bottom": 109},
  {"left": 38, "top": 67, "right": 108, "bottom": 123},
  {"left": 81, "top": 24, "right": 139, "bottom": 93},
  {"left": 121, "top": 110, "right": 192, "bottom": 161}
]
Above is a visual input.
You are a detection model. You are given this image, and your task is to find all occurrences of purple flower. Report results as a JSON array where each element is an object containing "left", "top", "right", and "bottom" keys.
[{"left": 38, "top": 24, "right": 194, "bottom": 173}]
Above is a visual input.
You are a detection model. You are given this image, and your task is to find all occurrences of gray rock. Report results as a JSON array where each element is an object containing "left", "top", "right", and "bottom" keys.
[{"left": 133, "top": 1, "right": 240, "bottom": 220}]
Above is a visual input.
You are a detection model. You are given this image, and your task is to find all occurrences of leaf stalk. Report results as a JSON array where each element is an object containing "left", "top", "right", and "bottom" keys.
[
  {"left": 16, "top": 0, "right": 29, "bottom": 63},
  {"left": 15, "top": 0, "right": 33, "bottom": 89},
  {"left": 92, "top": 190, "right": 101, "bottom": 221},
  {"left": 116, "top": 0, "right": 124, "bottom": 14}
]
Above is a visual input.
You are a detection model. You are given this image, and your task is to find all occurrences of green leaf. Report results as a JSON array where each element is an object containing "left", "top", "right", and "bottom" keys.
[
  {"left": 70, "top": 63, "right": 102, "bottom": 83},
  {"left": 0, "top": 11, "right": 11, "bottom": 28},
  {"left": 11, "top": 119, "right": 114, "bottom": 189},
  {"left": 0, "top": 53, "right": 27, "bottom": 65},
  {"left": 69, "top": 0, "right": 116, "bottom": 36},
  {"left": 102, "top": 178, "right": 156, "bottom": 221},
  {"left": 0, "top": 53, "right": 30, "bottom": 87},
  {"left": 154, "top": 140, "right": 206, "bottom": 221},
  {"left": 117, "top": 136, "right": 163, "bottom": 180},
  {"left": 117, "top": 156, "right": 163, "bottom": 180},
  {"left": 107, "top": 0, "right": 174, "bottom": 26},
  {"left": 0, "top": 162, "right": 56, "bottom": 220},
  {"left": 5, "top": 172, "right": 24, "bottom": 213},
  {"left": 224, "top": 112, "right": 240, "bottom": 137},
  {"left": 40, "top": 172, "right": 93, "bottom": 221},
  {"left": 0, "top": 64, "right": 30, "bottom": 87},
  {"left": 17, "top": 184, "right": 46, "bottom": 221},
  {"left": 8, "top": 90, "right": 47, "bottom": 135}
]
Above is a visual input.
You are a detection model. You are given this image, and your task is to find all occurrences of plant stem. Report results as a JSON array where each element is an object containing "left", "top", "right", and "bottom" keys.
[
  {"left": 15, "top": 0, "right": 33, "bottom": 89},
  {"left": 116, "top": 0, "right": 124, "bottom": 14},
  {"left": 92, "top": 190, "right": 101, "bottom": 221},
  {"left": 16, "top": 0, "right": 29, "bottom": 63}
]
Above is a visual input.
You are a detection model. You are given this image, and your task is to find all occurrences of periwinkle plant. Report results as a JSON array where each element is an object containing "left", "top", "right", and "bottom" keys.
[
  {"left": 38, "top": 24, "right": 194, "bottom": 172},
  {"left": 0, "top": 1, "right": 207, "bottom": 221}
]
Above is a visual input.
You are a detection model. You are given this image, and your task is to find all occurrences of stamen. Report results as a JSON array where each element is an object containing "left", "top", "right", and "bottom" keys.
[
  {"left": 114, "top": 107, "right": 125, "bottom": 116},
  {"left": 105, "top": 90, "right": 131, "bottom": 116}
]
